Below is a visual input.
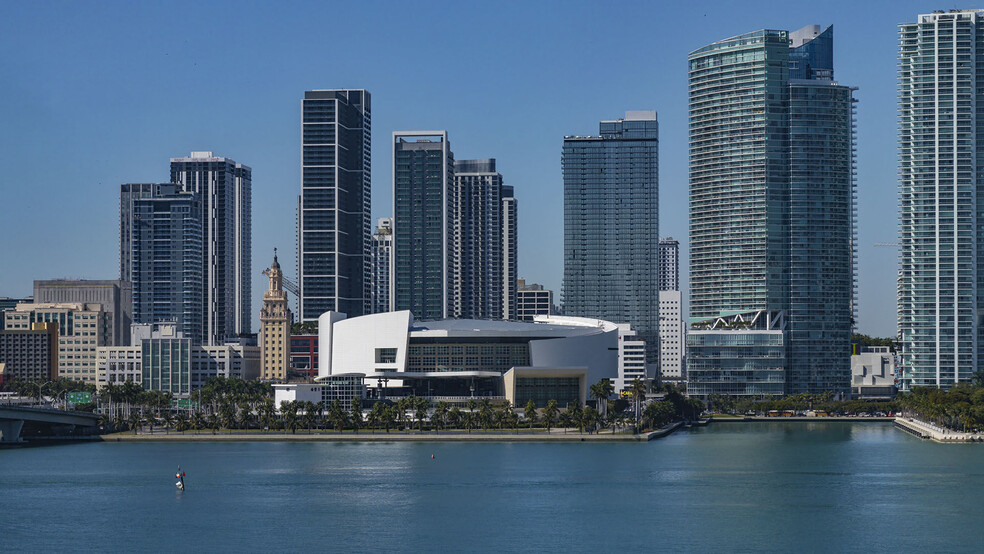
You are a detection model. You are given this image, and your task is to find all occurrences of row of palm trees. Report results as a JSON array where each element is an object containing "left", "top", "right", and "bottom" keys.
[
  {"left": 101, "top": 374, "right": 690, "bottom": 434},
  {"left": 165, "top": 397, "right": 608, "bottom": 434},
  {"left": 897, "top": 384, "right": 984, "bottom": 432},
  {"left": 3, "top": 378, "right": 96, "bottom": 405}
]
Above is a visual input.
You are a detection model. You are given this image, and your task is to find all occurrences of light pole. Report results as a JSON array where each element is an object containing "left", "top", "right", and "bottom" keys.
[
  {"left": 35, "top": 380, "right": 53, "bottom": 407},
  {"left": 56, "top": 389, "right": 69, "bottom": 411}
]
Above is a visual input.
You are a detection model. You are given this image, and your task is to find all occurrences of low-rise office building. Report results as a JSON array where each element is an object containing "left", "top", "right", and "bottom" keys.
[
  {"left": 3, "top": 302, "right": 112, "bottom": 384},
  {"left": 687, "top": 310, "right": 787, "bottom": 398},
  {"left": 0, "top": 322, "right": 58, "bottom": 382},
  {"left": 0, "top": 296, "right": 33, "bottom": 330},
  {"left": 97, "top": 323, "right": 260, "bottom": 397},
  {"left": 34, "top": 280, "right": 132, "bottom": 346},
  {"left": 289, "top": 335, "right": 318, "bottom": 379},
  {"left": 614, "top": 324, "right": 647, "bottom": 392},
  {"left": 273, "top": 374, "right": 366, "bottom": 408},
  {"left": 851, "top": 346, "right": 897, "bottom": 400},
  {"left": 516, "top": 279, "right": 557, "bottom": 322}
]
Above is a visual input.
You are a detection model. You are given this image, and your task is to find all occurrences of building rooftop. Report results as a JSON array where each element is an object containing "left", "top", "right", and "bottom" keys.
[{"left": 410, "top": 316, "right": 612, "bottom": 337}]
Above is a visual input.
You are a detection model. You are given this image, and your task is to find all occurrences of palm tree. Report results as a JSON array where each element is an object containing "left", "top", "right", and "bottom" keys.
[
  {"left": 630, "top": 378, "right": 647, "bottom": 428},
  {"left": 567, "top": 402, "right": 583, "bottom": 433},
  {"left": 280, "top": 400, "right": 299, "bottom": 434},
  {"left": 413, "top": 397, "right": 430, "bottom": 432},
  {"left": 367, "top": 402, "right": 382, "bottom": 432},
  {"left": 543, "top": 399, "right": 559, "bottom": 432},
  {"left": 380, "top": 404, "right": 395, "bottom": 433},
  {"left": 395, "top": 398, "right": 411, "bottom": 431},
  {"left": 479, "top": 399, "right": 494, "bottom": 431},
  {"left": 590, "top": 379, "right": 614, "bottom": 421},
  {"left": 336, "top": 400, "right": 353, "bottom": 431},
  {"left": 175, "top": 412, "right": 189, "bottom": 433},
  {"left": 259, "top": 398, "right": 276, "bottom": 430},
  {"left": 127, "top": 411, "right": 141, "bottom": 434},
  {"left": 301, "top": 401, "right": 319, "bottom": 433},
  {"left": 505, "top": 408, "right": 520, "bottom": 432},
  {"left": 432, "top": 401, "right": 449, "bottom": 432},
  {"left": 236, "top": 407, "right": 252, "bottom": 431},
  {"left": 524, "top": 399, "right": 538, "bottom": 430},
  {"left": 350, "top": 397, "right": 363, "bottom": 434},
  {"left": 190, "top": 411, "right": 205, "bottom": 434},
  {"left": 581, "top": 406, "right": 599, "bottom": 434},
  {"left": 447, "top": 406, "right": 462, "bottom": 430},
  {"left": 162, "top": 410, "right": 175, "bottom": 435},
  {"left": 219, "top": 401, "right": 236, "bottom": 431}
]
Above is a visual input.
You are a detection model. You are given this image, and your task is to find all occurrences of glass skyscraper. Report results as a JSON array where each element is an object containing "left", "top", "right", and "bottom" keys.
[
  {"left": 370, "top": 218, "right": 393, "bottom": 315},
  {"left": 122, "top": 183, "right": 203, "bottom": 342},
  {"left": 502, "top": 185, "right": 518, "bottom": 320},
  {"left": 392, "top": 132, "right": 455, "bottom": 320},
  {"left": 658, "top": 237, "right": 680, "bottom": 292},
  {"left": 299, "top": 90, "right": 371, "bottom": 321},
  {"left": 688, "top": 25, "right": 856, "bottom": 396},
  {"left": 170, "top": 152, "right": 252, "bottom": 343},
  {"left": 562, "top": 112, "right": 660, "bottom": 360},
  {"left": 453, "top": 158, "right": 517, "bottom": 320},
  {"left": 899, "top": 10, "right": 984, "bottom": 388}
]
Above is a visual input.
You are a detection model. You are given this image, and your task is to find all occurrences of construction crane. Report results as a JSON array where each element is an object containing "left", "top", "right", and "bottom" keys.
[
  {"left": 874, "top": 242, "right": 900, "bottom": 247},
  {"left": 281, "top": 275, "right": 300, "bottom": 297},
  {"left": 261, "top": 267, "right": 300, "bottom": 297}
]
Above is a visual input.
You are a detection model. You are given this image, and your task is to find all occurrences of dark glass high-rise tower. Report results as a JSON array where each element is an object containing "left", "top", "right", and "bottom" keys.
[
  {"left": 299, "top": 90, "right": 371, "bottom": 321},
  {"left": 453, "top": 158, "right": 513, "bottom": 320},
  {"left": 658, "top": 238, "right": 680, "bottom": 292},
  {"left": 170, "top": 152, "right": 252, "bottom": 344},
  {"left": 562, "top": 112, "right": 660, "bottom": 361},
  {"left": 122, "top": 183, "right": 203, "bottom": 342},
  {"left": 392, "top": 132, "right": 454, "bottom": 320},
  {"left": 502, "top": 185, "right": 518, "bottom": 320}
]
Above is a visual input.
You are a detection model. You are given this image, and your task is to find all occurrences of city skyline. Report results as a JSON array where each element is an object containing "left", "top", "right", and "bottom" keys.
[{"left": 0, "top": 1, "right": 934, "bottom": 336}]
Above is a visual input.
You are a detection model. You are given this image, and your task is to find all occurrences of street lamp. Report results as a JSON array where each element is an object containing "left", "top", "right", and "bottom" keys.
[
  {"left": 35, "top": 380, "right": 53, "bottom": 407},
  {"left": 55, "top": 389, "right": 74, "bottom": 411}
]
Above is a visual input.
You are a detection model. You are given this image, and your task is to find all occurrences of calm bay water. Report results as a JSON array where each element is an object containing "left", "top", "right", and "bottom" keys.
[{"left": 3, "top": 422, "right": 984, "bottom": 552}]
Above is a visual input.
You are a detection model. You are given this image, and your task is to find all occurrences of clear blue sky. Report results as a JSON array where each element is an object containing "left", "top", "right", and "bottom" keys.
[{"left": 0, "top": 0, "right": 938, "bottom": 337}]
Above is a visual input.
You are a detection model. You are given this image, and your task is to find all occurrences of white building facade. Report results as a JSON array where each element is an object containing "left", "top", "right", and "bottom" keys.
[
  {"left": 308, "top": 310, "right": 633, "bottom": 406},
  {"left": 658, "top": 290, "right": 685, "bottom": 381},
  {"left": 614, "top": 324, "right": 648, "bottom": 393}
]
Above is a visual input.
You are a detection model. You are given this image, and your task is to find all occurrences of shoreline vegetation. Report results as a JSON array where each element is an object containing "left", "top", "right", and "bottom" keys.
[
  {"left": 11, "top": 377, "right": 984, "bottom": 444},
  {"left": 100, "top": 422, "right": 685, "bottom": 442},
  {"left": 5, "top": 378, "right": 696, "bottom": 441}
]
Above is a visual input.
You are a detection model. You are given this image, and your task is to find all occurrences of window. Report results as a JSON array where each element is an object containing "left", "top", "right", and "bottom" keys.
[{"left": 375, "top": 348, "right": 397, "bottom": 364}]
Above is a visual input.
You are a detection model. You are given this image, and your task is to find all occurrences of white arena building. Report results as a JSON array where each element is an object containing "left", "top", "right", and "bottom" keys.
[{"left": 275, "top": 311, "right": 644, "bottom": 408}]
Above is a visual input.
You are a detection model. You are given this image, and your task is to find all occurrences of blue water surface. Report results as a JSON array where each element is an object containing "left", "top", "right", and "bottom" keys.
[{"left": 1, "top": 422, "right": 982, "bottom": 553}]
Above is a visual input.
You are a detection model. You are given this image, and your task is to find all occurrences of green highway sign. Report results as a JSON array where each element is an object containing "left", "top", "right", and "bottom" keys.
[
  {"left": 174, "top": 398, "right": 193, "bottom": 409},
  {"left": 67, "top": 392, "right": 92, "bottom": 403}
]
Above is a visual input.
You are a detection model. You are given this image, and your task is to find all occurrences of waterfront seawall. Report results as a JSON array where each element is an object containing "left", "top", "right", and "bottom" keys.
[
  {"left": 894, "top": 417, "right": 984, "bottom": 443},
  {"left": 101, "top": 422, "right": 683, "bottom": 443}
]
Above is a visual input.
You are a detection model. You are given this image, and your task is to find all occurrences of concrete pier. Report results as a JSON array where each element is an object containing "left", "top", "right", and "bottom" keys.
[{"left": 895, "top": 417, "right": 984, "bottom": 443}]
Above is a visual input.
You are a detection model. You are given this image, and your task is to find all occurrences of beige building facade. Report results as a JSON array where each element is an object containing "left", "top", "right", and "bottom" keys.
[
  {"left": 2, "top": 302, "right": 111, "bottom": 384},
  {"left": 260, "top": 251, "right": 291, "bottom": 380}
]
